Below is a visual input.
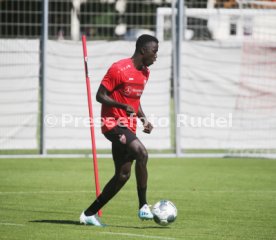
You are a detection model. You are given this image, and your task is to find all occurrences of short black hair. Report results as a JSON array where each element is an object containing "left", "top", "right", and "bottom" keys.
[{"left": 135, "top": 34, "right": 159, "bottom": 51}]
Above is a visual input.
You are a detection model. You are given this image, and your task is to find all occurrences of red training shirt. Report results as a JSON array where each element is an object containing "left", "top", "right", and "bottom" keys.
[{"left": 100, "top": 58, "right": 150, "bottom": 133}]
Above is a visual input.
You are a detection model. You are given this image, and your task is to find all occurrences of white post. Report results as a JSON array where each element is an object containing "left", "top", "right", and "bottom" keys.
[
  {"left": 172, "top": 0, "right": 184, "bottom": 157},
  {"left": 71, "top": 5, "right": 80, "bottom": 40},
  {"left": 172, "top": 0, "right": 178, "bottom": 156},
  {"left": 175, "top": 0, "right": 184, "bottom": 157},
  {"left": 207, "top": 0, "right": 215, "bottom": 9},
  {"left": 71, "top": 0, "right": 87, "bottom": 41},
  {"left": 156, "top": 8, "right": 165, "bottom": 41},
  {"left": 40, "top": 0, "right": 48, "bottom": 155}
]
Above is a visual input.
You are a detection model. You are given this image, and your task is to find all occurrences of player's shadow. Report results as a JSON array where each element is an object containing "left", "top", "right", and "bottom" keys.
[
  {"left": 30, "top": 220, "right": 81, "bottom": 225},
  {"left": 30, "top": 220, "right": 167, "bottom": 229},
  {"left": 108, "top": 224, "right": 169, "bottom": 229}
]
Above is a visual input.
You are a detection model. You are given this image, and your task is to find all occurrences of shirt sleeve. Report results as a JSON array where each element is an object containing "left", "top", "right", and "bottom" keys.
[{"left": 101, "top": 63, "right": 121, "bottom": 92}]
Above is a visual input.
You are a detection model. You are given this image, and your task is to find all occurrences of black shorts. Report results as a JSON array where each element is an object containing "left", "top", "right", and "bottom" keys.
[{"left": 104, "top": 126, "right": 137, "bottom": 163}]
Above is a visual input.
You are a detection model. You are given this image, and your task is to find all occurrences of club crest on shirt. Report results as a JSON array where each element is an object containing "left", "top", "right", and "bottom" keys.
[{"left": 119, "top": 134, "right": 127, "bottom": 144}]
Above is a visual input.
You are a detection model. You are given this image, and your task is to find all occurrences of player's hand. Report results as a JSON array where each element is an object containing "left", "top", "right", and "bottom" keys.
[
  {"left": 125, "top": 105, "right": 136, "bottom": 116},
  {"left": 143, "top": 121, "right": 153, "bottom": 134}
]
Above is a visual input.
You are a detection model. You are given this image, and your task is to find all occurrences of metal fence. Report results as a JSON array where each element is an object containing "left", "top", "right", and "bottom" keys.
[
  {"left": 0, "top": 0, "right": 214, "bottom": 40},
  {"left": 2, "top": 0, "right": 275, "bottom": 41},
  {"left": 0, "top": 0, "right": 171, "bottom": 40},
  {"left": 1, "top": 0, "right": 276, "bottom": 158}
]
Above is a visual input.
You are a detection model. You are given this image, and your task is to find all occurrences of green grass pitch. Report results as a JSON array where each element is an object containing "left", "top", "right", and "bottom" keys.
[{"left": 0, "top": 157, "right": 275, "bottom": 240}]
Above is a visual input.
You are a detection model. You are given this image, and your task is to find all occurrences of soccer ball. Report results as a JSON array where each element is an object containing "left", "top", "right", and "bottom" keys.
[{"left": 151, "top": 200, "right": 177, "bottom": 226}]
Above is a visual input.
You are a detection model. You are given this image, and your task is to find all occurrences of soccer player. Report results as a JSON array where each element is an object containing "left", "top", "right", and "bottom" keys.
[{"left": 80, "top": 34, "right": 159, "bottom": 226}]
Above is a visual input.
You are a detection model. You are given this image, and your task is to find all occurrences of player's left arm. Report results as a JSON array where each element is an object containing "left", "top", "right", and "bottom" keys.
[{"left": 137, "top": 104, "right": 153, "bottom": 134}]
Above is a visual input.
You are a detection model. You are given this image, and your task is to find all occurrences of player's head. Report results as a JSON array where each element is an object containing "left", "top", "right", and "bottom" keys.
[{"left": 135, "top": 34, "right": 159, "bottom": 67}]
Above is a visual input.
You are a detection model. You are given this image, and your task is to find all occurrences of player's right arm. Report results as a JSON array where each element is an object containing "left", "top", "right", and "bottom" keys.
[{"left": 96, "top": 85, "right": 135, "bottom": 115}]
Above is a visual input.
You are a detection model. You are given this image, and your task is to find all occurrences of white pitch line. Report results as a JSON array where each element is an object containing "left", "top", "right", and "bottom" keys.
[
  {"left": 0, "top": 190, "right": 93, "bottom": 195},
  {"left": 101, "top": 232, "right": 176, "bottom": 240},
  {"left": 0, "top": 190, "right": 275, "bottom": 195},
  {"left": 0, "top": 222, "right": 25, "bottom": 227}
]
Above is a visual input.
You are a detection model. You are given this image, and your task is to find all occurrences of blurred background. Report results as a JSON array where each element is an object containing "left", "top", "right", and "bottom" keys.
[{"left": 0, "top": 0, "right": 276, "bottom": 158}]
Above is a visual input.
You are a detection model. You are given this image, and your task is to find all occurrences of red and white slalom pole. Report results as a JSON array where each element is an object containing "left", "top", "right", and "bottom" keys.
[{"left": 81, "top": 35, "right": 102, "bottom": 217}]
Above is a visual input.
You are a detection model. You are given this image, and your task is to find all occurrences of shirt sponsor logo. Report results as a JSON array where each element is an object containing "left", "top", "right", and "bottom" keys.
[
  {"left": 121, "top": 85, "right": 144, "bottom": 98},
  {"left": 123, "top": 86, "right": 132, "bottom": 96}
]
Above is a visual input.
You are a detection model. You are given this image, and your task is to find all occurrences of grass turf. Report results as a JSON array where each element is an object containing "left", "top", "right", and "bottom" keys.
[{"left": 0, "top": 157, "right": 275, "bottom": 240}]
